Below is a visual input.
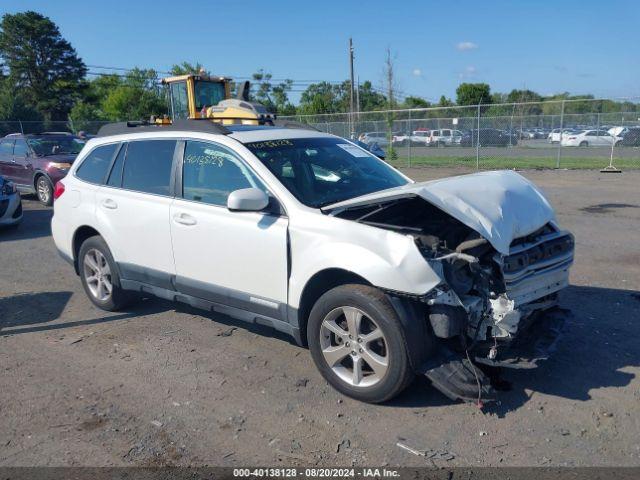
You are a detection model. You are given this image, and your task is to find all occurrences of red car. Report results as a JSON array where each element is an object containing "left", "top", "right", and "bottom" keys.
[{"left": 0, "top": 133, "right": 86, "bottom": 205}]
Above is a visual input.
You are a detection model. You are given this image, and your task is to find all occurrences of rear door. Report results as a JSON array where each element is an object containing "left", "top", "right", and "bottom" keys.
[
  {"left": 95, "top": 139, "right": 177, "bottom": 288},
  {"left": 170, "top": 139, "right": 289, "bottom": 320}
]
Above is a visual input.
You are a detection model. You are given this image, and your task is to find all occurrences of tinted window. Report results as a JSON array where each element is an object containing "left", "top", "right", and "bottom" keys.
[
  {"left": 0, "top": 139, "right": 14, "bottom": 157},
  {"left": 76, "top": 144, "right": 118, "bottom": 184},
  {"left": 27, "top": 136, "right": 84, "bottom": 156},
  {"left": 13, "top": 139, "right": 29, "bottom": 156},
  {"left": 106, "top": 143, "right": 126, "bottom": 187},
  {"left": 122, "top": 140, "right": 176, "bottom": 195},
  {"left": 182, "top": 140, "right": 265, "bottom": 206}
]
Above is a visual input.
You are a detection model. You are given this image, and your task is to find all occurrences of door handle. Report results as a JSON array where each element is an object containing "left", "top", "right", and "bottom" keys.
[
  {"left": 173, "top": 213, "right": 197, "bottom": 226},
  {"left": 101, "top": 199, "right": 117, "bottom": 210}
]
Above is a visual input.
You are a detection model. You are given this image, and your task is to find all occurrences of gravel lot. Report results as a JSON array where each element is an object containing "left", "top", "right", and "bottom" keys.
[{"left": 1, "top": 168, "right": 639, "bottom": 467}]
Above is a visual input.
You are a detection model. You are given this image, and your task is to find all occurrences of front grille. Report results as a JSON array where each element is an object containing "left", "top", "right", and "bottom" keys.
[
  {"left": 0, "top": 199, "right": 8, "bottom": 217},
  {"left": 497, "top": 229, "right": 575, "bottom": 306},
  {"left": 503, "top": 234, "right": 574, "bottom": 274}
]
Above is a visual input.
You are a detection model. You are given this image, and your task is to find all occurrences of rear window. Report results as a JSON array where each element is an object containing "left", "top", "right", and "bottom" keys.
[
  {"left": 76, "top": 144, "right": 118, "bottom": 184},
  {"left": 122, "top": 140, "right": 176, "bottom": 196}
]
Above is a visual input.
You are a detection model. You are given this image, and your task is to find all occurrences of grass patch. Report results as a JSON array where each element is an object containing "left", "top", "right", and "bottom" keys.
[{"left": 389, "top": 156, "right": 640, "bottom": 170}]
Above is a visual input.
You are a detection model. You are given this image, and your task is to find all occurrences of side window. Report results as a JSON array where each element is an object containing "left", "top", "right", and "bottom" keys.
[
  {"left": 182, "top": 140, "right": 265, "bottom": 206},
  {"left": 106, "top": 143, "right": 127, "bottom": 187},
  {"left": 76, "top": 143, "right": 118, "bottom": 184},
  {"left": 122, "top": 140, "right": 176, "bottom": 195},
  {"left": 13, "top": 139, "right": 29, "bottom": 156},
  {"left": 170, "top": 82, "right": 189, "bottom": 120},
  {"left": 0, "top": 139, "right": 14, "bottom": 158}
]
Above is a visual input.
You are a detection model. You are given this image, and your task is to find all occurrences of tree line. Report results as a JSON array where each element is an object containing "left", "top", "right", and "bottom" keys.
[{"left": 0, "top": 11, "right": 637, "bottom": 129}]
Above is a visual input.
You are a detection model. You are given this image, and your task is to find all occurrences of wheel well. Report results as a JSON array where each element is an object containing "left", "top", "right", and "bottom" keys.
[
  {"left": 33, "top": 171, "right": 47, "bottom": 189},
  {"left": 72, "top": 226, "right": 101, "bottom": 274},
  {"left": 296, "top": 268, "right": 371, "bottom": 346}
]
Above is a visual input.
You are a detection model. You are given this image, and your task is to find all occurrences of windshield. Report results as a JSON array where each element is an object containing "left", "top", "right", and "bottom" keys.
[
  {"left": 27, "top": 136, "right": 85, "bottom": 156},
  {"left": 194, "top": 80, "right": 226, "bottom": 110},
  {"left": 244, "top": 137, "right": 408, "bottom": 208}
]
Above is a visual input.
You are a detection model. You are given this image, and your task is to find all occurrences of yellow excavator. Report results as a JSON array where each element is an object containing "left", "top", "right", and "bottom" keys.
[{"left": 160, "top": 73, "right": 276, "bottom": 125}]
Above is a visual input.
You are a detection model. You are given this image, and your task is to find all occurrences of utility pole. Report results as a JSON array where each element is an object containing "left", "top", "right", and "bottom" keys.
[
  {"left": 356, "top": 76, "right": 360, "bottom": 118},
  {"left": 349, "top": 38, "right": 355, "bottom": 139}
]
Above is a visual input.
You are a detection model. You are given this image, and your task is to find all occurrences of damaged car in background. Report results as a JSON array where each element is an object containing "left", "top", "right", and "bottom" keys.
[{"left": 53, "top": 125, "right": 573, "bottom": 405}]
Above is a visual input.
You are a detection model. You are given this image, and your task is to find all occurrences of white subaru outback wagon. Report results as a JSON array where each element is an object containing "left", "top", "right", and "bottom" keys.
[{"left": 52, "top": 120, "right": 574, "bottom": 404}]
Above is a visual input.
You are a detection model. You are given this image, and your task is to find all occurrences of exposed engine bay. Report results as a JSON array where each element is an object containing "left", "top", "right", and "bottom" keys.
[{"left": 332, "top": 194, "right": 574, "bottom": 401}]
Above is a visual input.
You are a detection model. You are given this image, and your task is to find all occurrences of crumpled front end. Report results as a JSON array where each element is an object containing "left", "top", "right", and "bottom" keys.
[{"left": 423, "top": 222, "right": 574, "bottom": 356}]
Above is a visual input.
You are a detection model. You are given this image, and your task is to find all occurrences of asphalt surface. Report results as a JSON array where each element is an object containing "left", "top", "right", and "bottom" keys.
[{"left": 1, "top": 168, "right": 639, "bottom": 467}]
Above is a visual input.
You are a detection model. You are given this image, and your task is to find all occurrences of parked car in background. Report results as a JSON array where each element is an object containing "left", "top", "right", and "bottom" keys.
[
  {"left": 0, "top": 133, "right": 85, "bottom": 205},
  {"left": 460, "top": 129, "right": 516, "bottom": 147},
  {"left": 560, "top": 129, "right": 615, "bottom": 147},
  {"left": 620, "top": 127, "right": 640, "bottom": 147},
  {"left": 427, "top": 129, "right": 464, "bottom": 146},
  {"left": 359, "top": 132, "right": 390, "bottom": 147},
  {"left": 607, "top": 126, "right": 631, "bottom": 138},
  {"left": 0, "top": 175, "right": 22, "bottom": 227},
  {"left": 392, "top": 130, "right": 431, "bottom": 146}
]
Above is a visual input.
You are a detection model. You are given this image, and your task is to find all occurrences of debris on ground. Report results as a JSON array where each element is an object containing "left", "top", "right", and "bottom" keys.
[
  {"left": 396, "top": 442, "right": 456, "bottom": 461},
  {"left": 479, "top": 431, "right": 488, "bottom": 436},
  {"left": 216, "top": 327, "right": 237, "bottom": 337},
  {"left": 336, "top": 439, "right": 351, "bottom": 453},
  {"left": 150, "top": 420, "right": 163, "bottom": 428},
  {"left": 295, "top": 378, "right": 309, "bottom": 387}
]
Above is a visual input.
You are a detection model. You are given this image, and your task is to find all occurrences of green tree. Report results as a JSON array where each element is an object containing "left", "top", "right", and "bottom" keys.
[
  {"left": 358, "top": 81, "right": 387, "bottom": 111},
  {"left": 298, "top": 81, "right": 346, "bottom": 115},
  {"left": 101, "top": 69, "right": 166, "bottom": 121},
  {"left": 402, "top": 96, "right": 431, "bottom": 109},
  {"left": 455, "top": 83, "right": 492, "bottom": 106},
  {"left": 250, "top": 69, "right": 295, "bottom": 114},
  {"left": 170, "top": 61, "right": 208, "bottom": 76},
  {"left": 0, "top": 11, "right": 86, "bottom": 120}
]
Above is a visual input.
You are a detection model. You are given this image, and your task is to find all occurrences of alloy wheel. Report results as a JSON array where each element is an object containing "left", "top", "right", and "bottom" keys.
[
  {"left": 319, "top": 306, "right": 388, "bottom": 388},
  {"left": 83, "top": 248, "right": 113, "bottom": 302},
  {"left": 37, "top": 177, "right": 51, "bottom": 204}
]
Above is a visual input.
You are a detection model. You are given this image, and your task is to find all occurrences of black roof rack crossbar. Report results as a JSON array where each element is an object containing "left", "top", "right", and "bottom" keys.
[
  {"left": 97, "top": 119, "right": 231, "bottom": 137},
  {"left": 271, "top": 119, "right": 320, "bottom": 132}
]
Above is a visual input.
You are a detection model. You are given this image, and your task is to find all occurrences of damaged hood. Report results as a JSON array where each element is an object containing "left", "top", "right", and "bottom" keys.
[{"left": 324, "top": 170, "right": 555, "bottom": 254}]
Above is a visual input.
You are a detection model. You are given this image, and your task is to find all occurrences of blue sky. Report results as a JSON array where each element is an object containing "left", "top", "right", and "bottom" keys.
[{"left": 2, "top": 0, "right": 638, "bottom": 103}]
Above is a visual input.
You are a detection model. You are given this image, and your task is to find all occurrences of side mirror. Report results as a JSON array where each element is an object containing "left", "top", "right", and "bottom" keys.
[{"left": 227, "top": 188, "right": 269, "bottom": 212}]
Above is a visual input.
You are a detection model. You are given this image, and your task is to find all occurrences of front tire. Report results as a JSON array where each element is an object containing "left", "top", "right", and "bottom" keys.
[
  {"left": 579, "top": 141, "right": 588, "bottom": 147},
  {"left": 78, "top": 236, "right": 133, "bottom": 311},
  {"left": 36, "top": 175, "right": 53, "bottom": 206},
  {"left": 307, "top": 284, "right": 414, "bottom": 403}
]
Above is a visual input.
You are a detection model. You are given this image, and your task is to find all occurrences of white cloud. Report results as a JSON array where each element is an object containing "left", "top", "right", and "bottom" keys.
[
  {"left": 412, "top": 68, "right": 422, "bottom": 77},
  {"left": 458, "top": 66, "right": 477, "bottom": 79},
  {"left": 456, "top": 41, "right": 478, "bottom": 51}
]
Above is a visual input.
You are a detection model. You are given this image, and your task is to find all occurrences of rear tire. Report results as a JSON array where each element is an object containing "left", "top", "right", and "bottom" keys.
[
  {"left": 307, "top": 284, "right": 414, "bottom": 403},
  {"left": 78, "top": 236, "right": 134, "bottom": 311}
]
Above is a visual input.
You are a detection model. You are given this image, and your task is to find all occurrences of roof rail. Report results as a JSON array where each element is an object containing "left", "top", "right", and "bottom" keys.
[{"left": 97, "top": 119, "right": 231, "bottom": 137}]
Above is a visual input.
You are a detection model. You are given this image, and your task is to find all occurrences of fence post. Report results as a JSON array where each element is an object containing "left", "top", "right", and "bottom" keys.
[
  {"left": 556, "top": 100, "right": 565, "bottom": 168},
  {"left": 407, "top": 108, "right": 412, "bottom": 168},
  {"left": 476, "top": 103, "right": 481, "bottom": 170},
  {"left": 18, "top": 120, "right": 24, "bottom": 134}
]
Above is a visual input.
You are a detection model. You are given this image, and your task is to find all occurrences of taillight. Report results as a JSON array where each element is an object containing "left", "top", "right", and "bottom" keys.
[{"left": 53, "top": 181, "right": 65, "bottom": 200}]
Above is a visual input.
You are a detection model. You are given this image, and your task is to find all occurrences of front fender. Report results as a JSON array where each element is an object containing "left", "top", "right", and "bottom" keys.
[{"left": 288, "top": 216, "right": 442, "bottom": 309}]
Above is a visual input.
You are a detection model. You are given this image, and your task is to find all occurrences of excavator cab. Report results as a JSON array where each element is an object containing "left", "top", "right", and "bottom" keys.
[{"left": 161, "top": 74, "right": 275, "bottom": 126}]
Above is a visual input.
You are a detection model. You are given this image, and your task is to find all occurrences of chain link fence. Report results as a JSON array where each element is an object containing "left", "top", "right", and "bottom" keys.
[
  {"left": 281, "top": 98, "right": 640, "bottom": 170},
  {"left": 3, "top": 97, "right": 639, "bottom": 170}
]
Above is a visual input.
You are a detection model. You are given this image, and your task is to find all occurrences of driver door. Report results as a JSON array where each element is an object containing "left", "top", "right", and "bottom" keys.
[{"left": 170, "top": 139, "right": 289, "bottom": 321}]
